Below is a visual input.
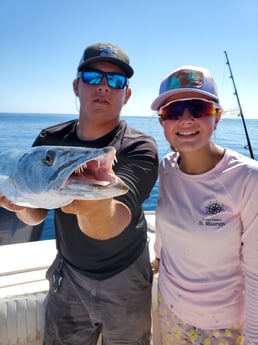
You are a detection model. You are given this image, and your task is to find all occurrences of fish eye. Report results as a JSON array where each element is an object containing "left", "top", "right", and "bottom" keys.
[{"left": 44, "top": 150, "right": 56, "bottom": 166}]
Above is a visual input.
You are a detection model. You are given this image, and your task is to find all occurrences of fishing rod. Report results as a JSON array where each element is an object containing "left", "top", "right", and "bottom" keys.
[{"left": 224, "top": 51, "right": 254, "bottom": 159}]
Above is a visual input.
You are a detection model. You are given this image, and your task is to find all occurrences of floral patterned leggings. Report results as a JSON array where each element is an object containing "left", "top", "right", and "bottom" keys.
[{"left": 158, "top": 292, "right": 245, "bottom": 345}]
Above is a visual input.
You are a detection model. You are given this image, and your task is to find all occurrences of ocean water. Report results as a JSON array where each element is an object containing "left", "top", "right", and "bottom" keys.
[{"left": 1, "top": 112, "right": 258, "bottom": 240}]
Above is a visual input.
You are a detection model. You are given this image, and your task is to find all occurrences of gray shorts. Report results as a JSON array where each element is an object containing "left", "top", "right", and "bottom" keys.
[{"left": 43, "top": 245, "right": 152, "bottom": 345}]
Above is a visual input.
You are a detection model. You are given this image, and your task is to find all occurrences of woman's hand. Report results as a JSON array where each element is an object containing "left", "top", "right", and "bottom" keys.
[{"left": 151, "top": 258, "right": 160, "bottom": 274}]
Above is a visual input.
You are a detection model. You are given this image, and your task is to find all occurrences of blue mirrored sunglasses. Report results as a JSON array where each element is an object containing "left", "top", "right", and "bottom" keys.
[
  {"left": 158, "top": 100, "right": 218, "bottom": 121},
  {"left": 78, "top": 69, "right": 128, "bottom": 89}
]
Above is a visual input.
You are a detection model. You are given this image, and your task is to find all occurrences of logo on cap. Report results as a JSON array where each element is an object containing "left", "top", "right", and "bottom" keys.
[
  {"left": 167, "top": 69, "right": 204, "bottom": 91},
  {"left": 99, "top": 45, "right": 118, "bottom": 58}
]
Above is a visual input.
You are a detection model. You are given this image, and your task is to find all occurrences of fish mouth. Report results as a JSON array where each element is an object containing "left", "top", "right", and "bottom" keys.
[
  {"left": 68, "top": 153, "right": 118, "bottom": 187},
  {"left": 63, "top": 147, "right": 128, "bottom": 194}
]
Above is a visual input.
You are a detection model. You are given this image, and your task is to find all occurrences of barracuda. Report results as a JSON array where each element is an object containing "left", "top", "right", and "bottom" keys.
[{"left": 0, "top": 145, "right": 129, "bottom": 209}]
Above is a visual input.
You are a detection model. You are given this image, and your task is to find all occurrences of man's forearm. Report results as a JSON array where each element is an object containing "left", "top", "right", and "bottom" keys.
[{"left": 62, "top": 199, "right": 131, "bottom": 240}]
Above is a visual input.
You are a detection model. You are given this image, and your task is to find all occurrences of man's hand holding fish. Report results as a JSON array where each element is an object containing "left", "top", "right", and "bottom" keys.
[
  {"left": 0, "top": 194, "right": 47, "bottom": 225},
  {"left": 62, "top": 198, "right": 131, "bottom": 239}
]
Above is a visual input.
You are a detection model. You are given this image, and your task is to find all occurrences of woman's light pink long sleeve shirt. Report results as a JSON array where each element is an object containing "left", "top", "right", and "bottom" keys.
[{"left": 155, "top": 149, "right": 258, "bottom": 343}]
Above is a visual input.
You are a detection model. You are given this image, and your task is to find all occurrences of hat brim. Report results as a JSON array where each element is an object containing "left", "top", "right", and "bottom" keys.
[
  {"left": 78, "top": 56, "right": 134, "bottom": 78},
  {"left": 151, "top": 89, "right": 219, "bottom": 110}
]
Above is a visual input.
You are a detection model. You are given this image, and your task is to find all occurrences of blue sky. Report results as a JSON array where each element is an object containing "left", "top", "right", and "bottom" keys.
[{"left": 0, "top": 0, "right": 257, "bottom": 118}]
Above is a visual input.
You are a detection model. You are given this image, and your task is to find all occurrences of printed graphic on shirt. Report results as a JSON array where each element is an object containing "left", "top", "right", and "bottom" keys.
[{"left": 198, "top": 200, "right": 225, "bottom": 227}]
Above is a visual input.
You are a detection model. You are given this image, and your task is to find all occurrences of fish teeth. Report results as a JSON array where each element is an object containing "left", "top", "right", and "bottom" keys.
[
  {"left": 73, "top": 155, "right": 115, "bottom": 175},
  {"left": 74, "top": 163, "right": 87, "bottom": 175},
  {"left": 112, "top": 157, "right": 117, "bottom": 166}
]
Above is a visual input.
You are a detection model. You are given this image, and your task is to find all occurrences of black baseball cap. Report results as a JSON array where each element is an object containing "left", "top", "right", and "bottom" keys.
[{"left": 77, "top": 42, "right": 134, "bottom": 78}]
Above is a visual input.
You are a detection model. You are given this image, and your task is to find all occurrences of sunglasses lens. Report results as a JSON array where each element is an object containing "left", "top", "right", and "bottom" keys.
[
  {"left": 81, "top": 71, "right": 127, "bottom": 89},
  {"left": 107, "top": 74, "right": 127, "bottom": 89},
  {"left": 159, "top": 100, "right": 216, "bottom": 121},
  {"left": 82, "top": 71, "right": 102, "bottom": 85}
]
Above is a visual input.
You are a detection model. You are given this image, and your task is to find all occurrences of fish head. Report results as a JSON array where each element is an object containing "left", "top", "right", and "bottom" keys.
[{"left": 14, "top": 145, "right": 129, "bottom": 207}]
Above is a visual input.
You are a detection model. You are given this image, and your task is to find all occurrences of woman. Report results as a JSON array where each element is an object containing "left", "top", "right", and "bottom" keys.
[{"left": 151, "top": 66, "right": 258, "bottom": 344}]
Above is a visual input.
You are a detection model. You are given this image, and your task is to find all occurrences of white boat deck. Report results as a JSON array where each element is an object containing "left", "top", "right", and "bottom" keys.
[{"left": 0, "top": 212, "right": 160, "bottom": 345}]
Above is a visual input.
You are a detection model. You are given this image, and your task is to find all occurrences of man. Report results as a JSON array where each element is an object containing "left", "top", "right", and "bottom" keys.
[{"left": 0, "top": 42, "right": 158, "bottom": 344}]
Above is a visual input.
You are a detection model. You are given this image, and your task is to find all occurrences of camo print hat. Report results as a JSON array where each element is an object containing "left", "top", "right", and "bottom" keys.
[
  {"left": 151, "top": 66, "right": 220, "bottom": 110},
  {"left": 77, "top": 42, "right": 134, "bottom": 78}
]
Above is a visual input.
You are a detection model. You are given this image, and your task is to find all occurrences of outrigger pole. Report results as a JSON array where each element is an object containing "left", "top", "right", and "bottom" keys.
[{"left": 224, "top": 51, "right": 254, "bottom": 159}]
